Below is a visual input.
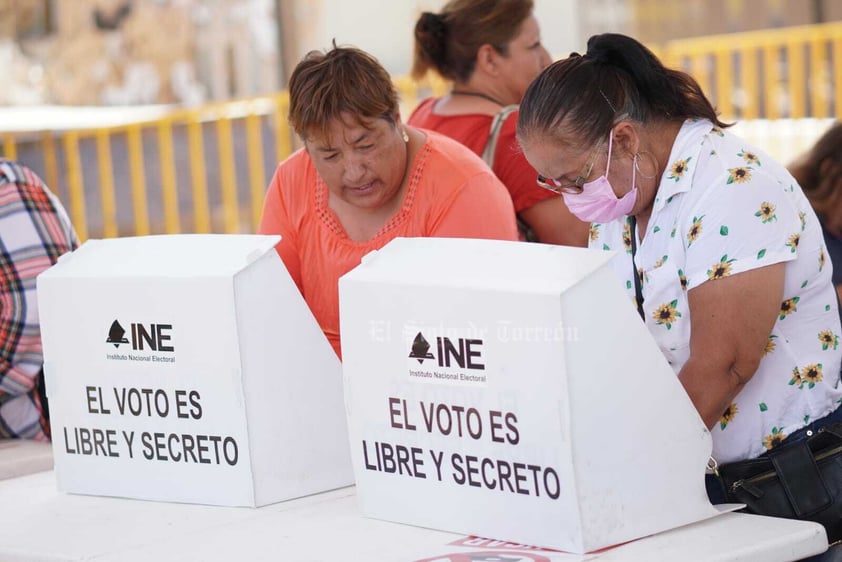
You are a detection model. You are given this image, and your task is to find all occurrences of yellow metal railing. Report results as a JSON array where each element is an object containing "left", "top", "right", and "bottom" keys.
[
  {"left": 1, "top": 22, "right": 840, "bottom": 242},
  {"left": 5, "top": 95, "right": 291, "bottom": 241},
  {"left": 654, "top": 21, "right": 842, "bottom": 120}
]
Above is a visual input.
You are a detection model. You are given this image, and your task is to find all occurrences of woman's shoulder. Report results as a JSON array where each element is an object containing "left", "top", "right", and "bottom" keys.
[
  {"left": 271, "top": 148, "right": 319, "bottom": 209},
  {"left": 274, "top": 147, "right": 316, "bottom": 184},
  {"left": 407, "top": 97, "right": 437, "bottom": 124},
  {"left": 408, "top": 98, "right": 495, "bottom": 130},
  {"left": 421, "top": 130, "right": 495, "bottom": 175},
  {"left": 404, "top": 132, "right": 514, "bottom": 232},
  {"left": 411, "top": 131, "right": 508, "bottom": 204}
]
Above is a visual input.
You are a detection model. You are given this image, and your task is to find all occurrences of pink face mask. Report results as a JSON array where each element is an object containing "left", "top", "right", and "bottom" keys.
[{"left": 561, "top": 131, "right": 638, "bottom": 224}]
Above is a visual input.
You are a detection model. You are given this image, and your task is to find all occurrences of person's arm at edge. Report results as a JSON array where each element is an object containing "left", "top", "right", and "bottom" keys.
[
  {"left": 0, "top": 172, "right": 77, "bottom": 399},
  {"left": 519, "top": 197, "right": 590, "bottom": 247},
  {"left": 679, "top": 263, "right": 785, "bottom": 428}
]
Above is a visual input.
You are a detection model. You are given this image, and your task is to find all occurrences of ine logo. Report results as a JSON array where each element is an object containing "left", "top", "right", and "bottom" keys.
[
  {"left": 409, "top": 332, "right": 435, "bottom": 363},
  {"left": 106, "top": 320, "right": 130, "bottom": 347},
  {"left": 106, "top": 319, "right": 174, "bottom": 352},
  {"left": 408, "top": 331, "right": 485, "bottom": 370}
]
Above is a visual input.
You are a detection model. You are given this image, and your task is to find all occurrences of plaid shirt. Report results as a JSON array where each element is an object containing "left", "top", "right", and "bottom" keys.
[{"left": 0, "top": 159, "right": 78, "bottom": 440}]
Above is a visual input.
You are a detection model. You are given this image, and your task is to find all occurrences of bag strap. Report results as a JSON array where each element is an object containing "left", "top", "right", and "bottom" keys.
[
  {"left": 481, "top": 104, "right": 519, "bottom": 168},
  {"left": 479, "top": 104, "right": 537, "bottom": 242}
]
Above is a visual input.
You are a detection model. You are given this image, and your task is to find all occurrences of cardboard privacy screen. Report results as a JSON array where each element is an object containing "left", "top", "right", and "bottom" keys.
[
  {"left": 338, "top": 237, "right": 723, "bottom": 554},
  {"left": 37, "top": 234, "right": 353, "bottom": 507}
]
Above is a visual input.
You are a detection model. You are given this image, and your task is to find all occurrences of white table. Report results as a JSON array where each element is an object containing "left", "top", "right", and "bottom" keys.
[
  {"left": 0, "top": 470, "right": 828, "bottom": 562},
  {"left": 0, "top": 440, "right": 53, "bottom": 480}
]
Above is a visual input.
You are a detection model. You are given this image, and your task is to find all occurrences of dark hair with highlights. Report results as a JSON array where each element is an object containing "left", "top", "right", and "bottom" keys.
[
  {"left": 412, "top": 0, "right": 533, "bottom": 82},
  {"left": 789, "top": 122, "right": 842, "bottom": 217},
  {"left": 288, "top": 44, "right": 399, "bottom": 141},
  {"left": 517, "top": 33, "right": 730, "bottom": 148}
]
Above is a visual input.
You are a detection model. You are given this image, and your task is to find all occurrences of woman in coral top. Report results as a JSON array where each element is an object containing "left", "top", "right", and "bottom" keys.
[
  {"left": 409, "top": 0, "right": 588, "bottom": 247},
  {"left": 258, "top": 45, "right": 518, "bottom": 358}
]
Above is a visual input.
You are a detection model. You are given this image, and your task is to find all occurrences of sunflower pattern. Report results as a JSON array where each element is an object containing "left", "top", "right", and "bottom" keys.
[
  {"left": 754, "top": 202, "right": 776, "bottom": 223},
  {"left": 652, "top": 300, "right": 681, "bottom": 329},
  {"left": 738, "top": 149, "right": 761, "bottom": 166},
  {"left": 589, "top": 223, "right": 600, "bottom": 241},
  {"left": 789, "top": 363, "right": 823, "bottom": 389},
  {"left": 789, "top": 366, "right": 803, "bottom": 387},
  {"left": 584, "top": 119, "right": 842, "bottom": 463},
  {"left": 668, "top": 157, "right": 692, "bottom": 182},
  {"left": 622, "top": 221, "right": 632, "bottom": 253},
  {"left": 720, "top": 402, "right": 738, "bottom": 430},
  {"left": 779, "top": 296, "right": 800, "bottom": 320},
  {"left": 764, "top": 334, "right": 777, "bottom": 356},
  {"left": 802, "top": 364, "right": 824, "bottom": 387},
  {"left": 763, "top": 427, "right": 787, "bottom": 450},
  {"left": 727, "top": 166, "right": 753, "bottom": 184},
  {"left": 687, "top": 215, "right": 704, "bottom": 246},
  {"left": 707, "top": 254, "right": 736, "bottom": 280},
  {"left": 819, "top": 330, "right": 839, "bottom": 350}
]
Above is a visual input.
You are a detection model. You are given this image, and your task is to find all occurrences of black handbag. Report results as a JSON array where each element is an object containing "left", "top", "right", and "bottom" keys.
[{"left": 713, "top": 422, "right": 842, "bottom": 543}]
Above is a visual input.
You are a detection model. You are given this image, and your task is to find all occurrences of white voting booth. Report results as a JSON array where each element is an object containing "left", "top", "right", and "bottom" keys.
[
  {"left": 339, "top": 237, "right": 726, "bottom": 554},
  {"left": 37, "top": 234, "right": 353, "bottom": 507}
]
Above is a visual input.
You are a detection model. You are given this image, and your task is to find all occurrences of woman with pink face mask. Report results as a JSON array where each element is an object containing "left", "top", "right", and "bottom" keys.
[{"left": 517, "top": 33, "right": 842, "bottom": 552}]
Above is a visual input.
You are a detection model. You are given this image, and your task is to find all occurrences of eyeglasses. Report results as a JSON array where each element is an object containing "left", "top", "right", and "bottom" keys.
[{"left": 536, "top": 142, "right": 604, "bottom": 195}]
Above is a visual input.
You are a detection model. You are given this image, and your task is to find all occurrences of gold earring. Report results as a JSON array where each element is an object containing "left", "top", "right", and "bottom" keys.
[
  {"left": 634, "top": 151, "right": 659, "bottom": 179},
  {"left": 401, "top": 128, "right": 409, "bottom": 143}
]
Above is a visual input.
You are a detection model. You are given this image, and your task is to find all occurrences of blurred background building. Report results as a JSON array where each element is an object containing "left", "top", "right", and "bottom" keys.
[
  {"left": 2, "top": 0, "right": 278, "bottom": 105},
  {"left": 2, "top": 0, "right": 840, "bottom": 106}
]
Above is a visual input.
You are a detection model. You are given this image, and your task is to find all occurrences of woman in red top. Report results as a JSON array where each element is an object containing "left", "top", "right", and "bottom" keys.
[
  {"left": 409, "top": 0, "right": 589, "bottom": 247},
  {"left": 258, "top": 46, "right": 518, "bottom": 358}
]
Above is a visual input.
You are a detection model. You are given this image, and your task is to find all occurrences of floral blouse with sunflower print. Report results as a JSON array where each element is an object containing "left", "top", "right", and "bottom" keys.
[{"left": 589, "top": 118, "right": 842, "bottom": 463}]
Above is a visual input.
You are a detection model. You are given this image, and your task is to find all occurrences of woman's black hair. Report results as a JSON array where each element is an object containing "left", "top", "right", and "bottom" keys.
[{"left": 517, "top": 33, "right": 731, "bottom": 147}]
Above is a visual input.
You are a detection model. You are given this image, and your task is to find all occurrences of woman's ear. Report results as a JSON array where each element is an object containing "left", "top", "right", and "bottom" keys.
[
  {"left": 819, "top": 156, "right": 837, "bottom": 179},
  {"left": 475, "top": 44, "right": 500, "bottom": 76},
  {"left": 611, "top": 121, "right": 640, "bottom": 157}
]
